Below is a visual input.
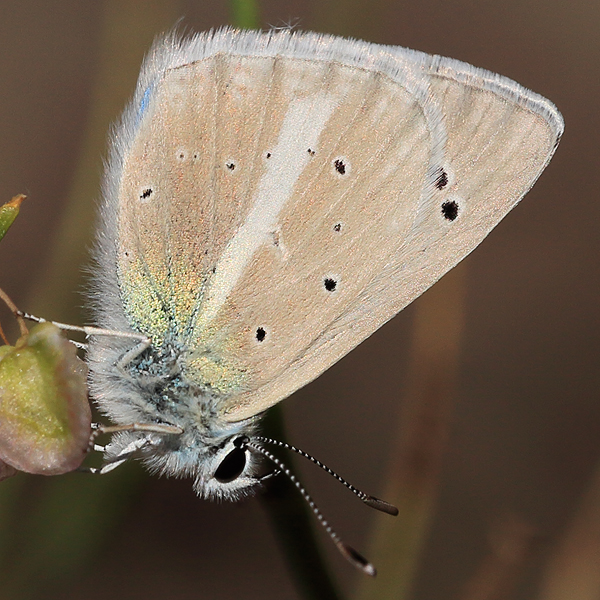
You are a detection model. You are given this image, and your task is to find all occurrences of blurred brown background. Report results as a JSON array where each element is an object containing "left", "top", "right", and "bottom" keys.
[{"left": 0, "top": 1, "right": 597, "bottom": 599}]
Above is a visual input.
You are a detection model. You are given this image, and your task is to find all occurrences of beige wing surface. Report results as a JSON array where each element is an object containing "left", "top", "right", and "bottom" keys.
[{"left": 113, "top": 31, "right": 563, "bottom": 423}]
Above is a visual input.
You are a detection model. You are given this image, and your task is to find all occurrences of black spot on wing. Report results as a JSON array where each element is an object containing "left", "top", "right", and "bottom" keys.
[
  {"left": 333, "top": 158, "right": 347, "bottom": 175},
  {"left": 434, "top": 168, "right": 449, "bottom": 190},
  {"left": 324, "top": 278, "right": 337, "bottom": 292},
  {"left": 441, "top": 200, "right": 459, "bottom": 221}
]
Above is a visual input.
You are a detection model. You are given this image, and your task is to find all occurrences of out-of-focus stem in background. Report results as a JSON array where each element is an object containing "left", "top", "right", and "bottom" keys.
[
  {"left": 536, "top": 458, "right": 600, "bottom": 600},
  {"left": 356, "top": 263, "right": 467, "bottom": 600}
]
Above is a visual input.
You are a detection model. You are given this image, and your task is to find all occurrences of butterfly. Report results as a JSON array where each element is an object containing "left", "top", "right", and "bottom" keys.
[{"left": 83, "top": 27, "right": 562, "bottom": 572}]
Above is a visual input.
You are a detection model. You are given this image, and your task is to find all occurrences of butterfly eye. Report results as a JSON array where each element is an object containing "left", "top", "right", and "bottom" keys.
[{"left": 214, "top": 446, "right": 247, "bottom": 483}]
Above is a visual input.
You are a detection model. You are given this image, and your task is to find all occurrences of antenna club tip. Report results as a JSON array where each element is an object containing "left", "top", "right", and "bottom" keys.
[
  {"left": 364, "top": 495, "right": 399, "bottom": 516},
  {"left": 338, "top": 542, "right": 377, "bottom": 577}
]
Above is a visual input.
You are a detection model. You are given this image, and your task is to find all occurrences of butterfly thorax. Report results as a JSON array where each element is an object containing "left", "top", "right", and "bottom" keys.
[{"left": 89, "top": 335, "right": 260, "bottom": 501}]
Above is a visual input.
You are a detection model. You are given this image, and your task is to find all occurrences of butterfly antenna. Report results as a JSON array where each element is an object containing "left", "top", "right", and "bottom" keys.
[
  {"left": 247, "top": 440, "right": 377, "bottom": 576},
  {"left": 253, "top": 436, "right": 398, "bottom": 516}
]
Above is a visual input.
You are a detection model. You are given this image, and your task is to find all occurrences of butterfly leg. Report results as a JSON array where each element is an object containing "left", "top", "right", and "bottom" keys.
[
  {"left": 82, "top": 422, "right": 183, "bottom": 474},
  {"left": 81, "top": 434, "right": 154, "bottom": 474},
  {"left": 17, "top": 311, "right": 148, "bottom": 344},
  {"left": 91, "top": 422, "right": 183, "bottom": 437}
]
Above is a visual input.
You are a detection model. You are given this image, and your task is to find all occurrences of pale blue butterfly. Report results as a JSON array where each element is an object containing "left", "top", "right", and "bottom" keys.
[{"left": 75, "top": 28, "right": 563, "bottom": 573}]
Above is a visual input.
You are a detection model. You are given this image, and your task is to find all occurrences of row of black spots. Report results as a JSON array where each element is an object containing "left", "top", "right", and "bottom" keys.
[
  {"left": 264, "top": 150, "right": 347, "bottom": 179},
  {"left": 263, "top": 150, "right": 344, "bottom": 168},
  {"left": 268, "top": 148, "right": 315, "bottom": 159},
  {"left": 176, "top": 149, "right": 200, "bottom": 162},
  {"left": 432, "top": 165, "right": 461, "bottom": 222},
  {"left": 176, "top": 149, "right": 262, "bottom": 169},
  {"left": 176, "top": 150, "right": 242, "bottom": 172},
  {"left": 254, "top": 276, "right": 340, "bottom": 344}
]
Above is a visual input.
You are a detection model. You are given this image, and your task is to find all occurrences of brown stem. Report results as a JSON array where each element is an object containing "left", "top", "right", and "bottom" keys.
[{"left": 0, "top": 286, "right": 28, "bottom": 339}]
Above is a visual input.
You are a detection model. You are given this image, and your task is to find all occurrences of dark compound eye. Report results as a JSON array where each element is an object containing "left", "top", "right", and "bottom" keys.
[
  {"left": 214, "top": 447, "right": 247, "bottom": 483},
  {"left": 256, "top": 327, "right": 266, "bottom": 342}
]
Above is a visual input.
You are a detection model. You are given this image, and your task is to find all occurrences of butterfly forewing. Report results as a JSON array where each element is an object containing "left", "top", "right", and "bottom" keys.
[{"left": 111, "top": 30, "right": 562, "bottom": 423}]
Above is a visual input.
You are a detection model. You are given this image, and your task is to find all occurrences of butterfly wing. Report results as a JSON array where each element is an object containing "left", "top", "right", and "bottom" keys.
[{"left": 104, "top": 29, "right": 562, "bottom": 423}]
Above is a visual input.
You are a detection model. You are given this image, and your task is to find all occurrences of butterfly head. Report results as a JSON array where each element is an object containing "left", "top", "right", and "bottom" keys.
[
  {"left": 103, "top": 424, "right": 261, "bottom": 501},
  {"left": 190, "top": 433, "right": 260, "bottom": 500}
]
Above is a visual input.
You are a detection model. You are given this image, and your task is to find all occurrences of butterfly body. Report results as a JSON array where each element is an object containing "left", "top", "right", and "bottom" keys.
[
  {"left": 87, "top": 28, "right": 562, "bottom": 499},
  {"left": 90, "top": 336, "right": 258, "bottom": 499}
]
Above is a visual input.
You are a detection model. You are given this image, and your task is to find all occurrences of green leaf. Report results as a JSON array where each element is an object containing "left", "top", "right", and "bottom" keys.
[{"left": 0, "top": 195, "right": 25, "bottom": 243}]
